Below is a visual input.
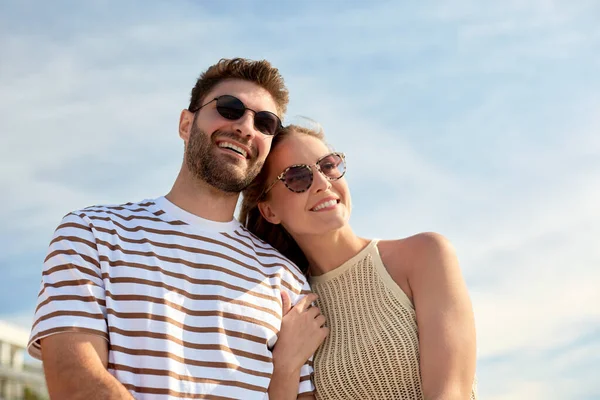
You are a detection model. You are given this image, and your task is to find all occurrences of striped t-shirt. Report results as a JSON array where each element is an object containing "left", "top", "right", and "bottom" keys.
[{"left": 28, "top": 197, "right": 314, "bottom": 399}]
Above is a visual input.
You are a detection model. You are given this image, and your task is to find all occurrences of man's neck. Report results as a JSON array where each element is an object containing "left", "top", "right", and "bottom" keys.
[{"left": 165, "top": 167, "right": 240, "bottom": 223}]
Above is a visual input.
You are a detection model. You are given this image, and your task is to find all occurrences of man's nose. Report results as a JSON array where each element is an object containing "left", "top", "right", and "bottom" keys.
[{"left": 231, "top": 111, "right": 258, "bottom": 140}]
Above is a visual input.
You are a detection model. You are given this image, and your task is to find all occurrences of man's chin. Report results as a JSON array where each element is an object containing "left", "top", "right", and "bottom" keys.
[
  {"left": 220, "top": 162, "right": 252, "bottom": 179},
  {"left": 202, "top": 168, "right": 258, "bottom": 193}
]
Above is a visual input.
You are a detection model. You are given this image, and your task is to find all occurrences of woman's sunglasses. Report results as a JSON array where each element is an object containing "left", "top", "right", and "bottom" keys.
[
  {"left": 263, "top": 152, "right": 346, "bottom": 196},
  {"left": 191, "top": 94, "right": 282, "bottom": 136}
]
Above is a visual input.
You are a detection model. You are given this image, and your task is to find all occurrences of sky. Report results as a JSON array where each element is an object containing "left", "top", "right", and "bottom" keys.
[{"left": 1, "top": 0, "right": 599, "bottom": 398}]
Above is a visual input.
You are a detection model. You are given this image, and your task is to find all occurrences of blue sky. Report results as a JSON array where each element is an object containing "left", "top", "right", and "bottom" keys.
[{"left": 1, "top": 1, "right": 599, "bottom": 398}]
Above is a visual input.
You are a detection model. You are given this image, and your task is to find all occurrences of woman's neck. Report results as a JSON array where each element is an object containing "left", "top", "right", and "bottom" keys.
[{"left": 293, "top": 225, "right": 371, "bottom": 276}]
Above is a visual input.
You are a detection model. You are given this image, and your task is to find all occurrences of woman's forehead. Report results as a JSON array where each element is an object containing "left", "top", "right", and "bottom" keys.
[{"left": 273, "top": 134, "right": 329, "bottom": 164}]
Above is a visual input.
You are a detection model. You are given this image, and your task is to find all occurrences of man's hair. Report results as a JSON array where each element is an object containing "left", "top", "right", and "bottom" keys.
[
  {"left": 189, "top": 58, "right": 289, "bottom": 117},
  {"left": 239, "top": 124, "right": 326, "bottom": 274}
]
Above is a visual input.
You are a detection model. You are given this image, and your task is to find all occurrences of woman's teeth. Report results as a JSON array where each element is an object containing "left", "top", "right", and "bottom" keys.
[{"left": 312, "top": 199, "right": 337, "bottom": 211}]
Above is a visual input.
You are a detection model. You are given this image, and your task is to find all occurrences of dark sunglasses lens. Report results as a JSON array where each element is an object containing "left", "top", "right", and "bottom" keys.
[
  {"left": 318, "top": 154, "right": 345, "bottom": 179},
  {"left": 254, "top": 112, "right": 280, "bottom": 136},
  {"left": 284, "top": 166, "right": 313, "bottom": 192},
  {"left": 216, "top": 95, "right": 245, "bottom": 120}
]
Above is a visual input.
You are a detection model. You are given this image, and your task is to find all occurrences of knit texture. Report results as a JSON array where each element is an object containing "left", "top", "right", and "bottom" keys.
[{"left": 309, "top": 240, "right": 477, "bottom": 400}]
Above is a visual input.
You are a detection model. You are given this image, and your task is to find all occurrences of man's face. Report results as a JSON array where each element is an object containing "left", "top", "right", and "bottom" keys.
[{"left": 181, "top": 79, "right": 279, "bottom": 193}]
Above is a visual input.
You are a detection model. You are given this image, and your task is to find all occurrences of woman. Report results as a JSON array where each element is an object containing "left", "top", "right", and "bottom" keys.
[{"left": 240, "top": 125, "right": 477, "bottom": 399}]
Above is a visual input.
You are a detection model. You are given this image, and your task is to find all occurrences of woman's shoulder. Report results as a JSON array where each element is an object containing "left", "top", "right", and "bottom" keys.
[
  {"left": 379, "top": 232, "right": 455, "bottom": 264},
  {"left": 377, "top": 233, "right": 458, "bottom": 294}
]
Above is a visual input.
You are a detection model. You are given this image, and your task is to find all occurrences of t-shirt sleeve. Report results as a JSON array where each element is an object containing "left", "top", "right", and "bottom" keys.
[
  {"left": 289, "top": 278, "right": 316, "bottom": 396},
  {"left": 27, "top": 212, "right": 108, "bottom": 360}
]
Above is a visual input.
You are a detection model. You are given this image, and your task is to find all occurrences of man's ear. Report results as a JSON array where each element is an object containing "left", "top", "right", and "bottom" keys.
[
  {"left": 179, "top": 109, "right": 194, "bottom": 143},
  {"left": 258, "top": 201, "right": 282, "bottom": 225}
]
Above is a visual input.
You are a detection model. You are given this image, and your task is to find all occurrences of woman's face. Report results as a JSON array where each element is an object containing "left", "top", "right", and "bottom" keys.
[{"left": 258, "top": 133, "right": 351, "bottom": 238}]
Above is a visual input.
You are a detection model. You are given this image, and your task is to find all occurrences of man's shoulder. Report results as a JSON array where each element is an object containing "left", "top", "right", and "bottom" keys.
[
  {"left": 228, "top": 226, "right": 283, "bottom": 259},
  {"left": 234, "top": 227, "right": 306, "bottom": 281},
  {"left": 232, "top": 226, "right": 274, "bottom": 250},
  {"left": 62, "top": 198, "right": 167, "bottom": 226}
]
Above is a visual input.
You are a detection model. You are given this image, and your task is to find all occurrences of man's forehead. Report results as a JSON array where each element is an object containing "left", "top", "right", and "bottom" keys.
[{"left": 208, "top": 79, "right": 277, "bottom": 112}]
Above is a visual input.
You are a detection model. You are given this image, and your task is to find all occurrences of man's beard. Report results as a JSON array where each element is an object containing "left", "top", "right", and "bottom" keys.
[{"left": 185, "top": 123, "right": 264, "bottom": 193}]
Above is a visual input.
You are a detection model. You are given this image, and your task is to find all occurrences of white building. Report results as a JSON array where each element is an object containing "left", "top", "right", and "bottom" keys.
[{"left": 0, "top": 321, "right": 47, "bottom": 400}]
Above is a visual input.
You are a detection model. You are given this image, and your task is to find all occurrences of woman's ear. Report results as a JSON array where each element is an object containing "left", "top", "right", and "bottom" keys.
[{"left": 258, "top": 201, "right": 282, "bottom": 225}]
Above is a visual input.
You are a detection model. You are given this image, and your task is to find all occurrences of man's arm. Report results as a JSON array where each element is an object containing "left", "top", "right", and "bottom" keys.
[
  {"left": 41, "top": 332, "right": 134, "bottom": 400},
  {"left": 30, "top": 212, "right": 134, "bottom": 399},
  {"left": 409, "top": 233, "right": 477, "bottom": 400}
]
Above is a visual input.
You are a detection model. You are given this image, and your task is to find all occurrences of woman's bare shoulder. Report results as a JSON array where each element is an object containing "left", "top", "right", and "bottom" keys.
[
  {"left": 379, "top": 232, "right": 454, "bottom": 266},
  {"left": 377, "top": 233, "right": 457, "bottom": 297}
]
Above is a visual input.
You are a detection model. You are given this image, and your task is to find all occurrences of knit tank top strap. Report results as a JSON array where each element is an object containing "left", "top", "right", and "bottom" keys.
[{"left": 369, "top": 239, "right": 415, "bottom": 311}]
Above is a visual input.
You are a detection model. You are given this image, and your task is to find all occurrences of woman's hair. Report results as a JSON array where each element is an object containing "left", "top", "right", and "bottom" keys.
[{"left": 239, "top": 123, "right": 326, "bottom": 274}]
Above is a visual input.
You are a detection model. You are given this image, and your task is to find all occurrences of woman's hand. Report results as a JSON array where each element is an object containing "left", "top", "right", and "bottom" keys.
[
  {"left": 273, "top": 291, "right": 329, "bottom": 375},
  {"left": 268, "top": 292, "right": 328, "bottom": 400}
]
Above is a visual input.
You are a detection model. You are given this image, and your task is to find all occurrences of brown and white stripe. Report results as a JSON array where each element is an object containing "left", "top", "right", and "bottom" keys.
[{"left": 28, "top": 197, "right": 314, "bottom": 399}]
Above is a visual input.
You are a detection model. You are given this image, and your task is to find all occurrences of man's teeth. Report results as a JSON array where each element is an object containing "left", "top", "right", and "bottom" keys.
[
  {"left": 312, "top": 199, "right": 337, "bottom": 211},
  {"left": 218, "top": 142, "right": 247, "bottom": 158}
]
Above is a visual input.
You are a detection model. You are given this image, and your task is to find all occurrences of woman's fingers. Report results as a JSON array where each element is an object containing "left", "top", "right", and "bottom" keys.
[
  {"left": 273, "top": 291, "right": 329, "bottom": 370},
  {"left": 314, "top": 314, "right": 327, "bottom": 328},
  {"left": 305, "top": 306, "right": 322, "bottom": 319},
  {"left": 293, "top": 293, "right": 318, "bottom": 312},
  {"left": 280, "top": 291, "right": 292, "bottom": 316}
]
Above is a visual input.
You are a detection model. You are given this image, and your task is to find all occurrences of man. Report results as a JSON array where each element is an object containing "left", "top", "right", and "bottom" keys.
[{"left": 28, "top": 58, "right": 324, "bottom": 399}]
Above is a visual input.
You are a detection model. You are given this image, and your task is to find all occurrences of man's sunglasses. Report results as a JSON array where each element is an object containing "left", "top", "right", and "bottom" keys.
[
  {"left": 191, "top": 94, "right": 282, "bottom": 136},
  {"left": 263, "top": 152, "right": 346, "bottom": 196}
]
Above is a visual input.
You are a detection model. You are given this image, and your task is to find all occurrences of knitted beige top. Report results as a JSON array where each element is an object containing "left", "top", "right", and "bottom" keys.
[{"left": 309, "top": 240, "right": 477, "bottom": 400}]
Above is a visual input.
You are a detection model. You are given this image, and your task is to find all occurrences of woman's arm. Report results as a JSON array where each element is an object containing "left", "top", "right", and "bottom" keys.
[
  {"left": 268, "top": 292, "right": 328, "bottom": 400},
  {"left": 407, "top": 233, "right": 477, "bottom": 400}
]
